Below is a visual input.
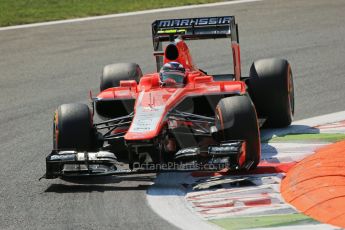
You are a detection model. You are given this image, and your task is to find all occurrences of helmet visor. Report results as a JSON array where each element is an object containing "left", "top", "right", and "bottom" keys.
[{"left": 160, "top": 72, "right": 185, "bottom": 84}]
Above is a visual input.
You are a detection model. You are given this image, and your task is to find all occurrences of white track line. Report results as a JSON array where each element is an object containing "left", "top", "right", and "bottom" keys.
[
  {"left": 293, "top": 110, "right": 345, "bottom": 127},
  {"left": 147, "top": 110, "right": 345, "bottom": 230},
  {"left": 147, "top": 173, "right": 222, "bottom": 230},
  {"left": 0, "top": 0, "right": 262, "bottom": 31},
  {"left": 261, "top": 110, "right": 345, "bottom": 141}
]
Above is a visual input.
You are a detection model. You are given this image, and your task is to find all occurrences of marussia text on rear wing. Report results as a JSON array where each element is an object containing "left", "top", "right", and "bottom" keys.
[{"left": 152, "top": 16, "right": 239, "bottom": 43}]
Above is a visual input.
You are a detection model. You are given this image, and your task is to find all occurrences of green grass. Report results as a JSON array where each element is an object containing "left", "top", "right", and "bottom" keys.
[
  {"left": 210, "top": 213, "right": 318, "bottom": 230},
  {"left": 0, "top": 0, "right": 221, "bottom": 27},
  {"left": 267, "top": 133, "right": 345, "bottom": 143}
]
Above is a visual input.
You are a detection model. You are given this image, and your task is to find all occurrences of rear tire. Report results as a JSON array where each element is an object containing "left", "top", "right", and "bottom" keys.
[
  {"left": 100, "top": 62, "right": 142, "bottom": 91},
  {"left": 247, "top": 58, "right": 294, "bottom": 128},
  {"left": 215, "top": 95, "right": 260, "bottom": 169},
  {"left": 53, "top": 103, "right": 94, "bottom": 151}
]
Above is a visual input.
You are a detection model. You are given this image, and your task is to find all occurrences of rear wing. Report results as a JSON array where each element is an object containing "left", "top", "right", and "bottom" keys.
[
  {"left": 151, "top": 16, "right": 240, "bottom": 73},
  {"left": 152, "top": 16, "right": 238, "bottom": 44}
]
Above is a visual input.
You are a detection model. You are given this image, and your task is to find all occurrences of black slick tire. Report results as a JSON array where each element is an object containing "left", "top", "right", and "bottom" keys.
[
  {"left": 100, "top": 63, "right": 142, "bottom": 91},
  {"left": 215, "top": 95, "right": 260, "bottom": 170},
  {"left": 53, "top": 103, "right": 94, "bottom": 151},
  {"left": 247, "top": 58, "right": 294, "bottom": 128}
]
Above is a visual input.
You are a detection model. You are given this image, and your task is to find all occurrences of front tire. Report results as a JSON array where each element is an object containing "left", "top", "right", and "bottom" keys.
[
  {"left": 215, "top": 95, "right": 261, "bottom": 169},
  {"left": 53, "top": 103, "right": 94, "bottom": 151}
]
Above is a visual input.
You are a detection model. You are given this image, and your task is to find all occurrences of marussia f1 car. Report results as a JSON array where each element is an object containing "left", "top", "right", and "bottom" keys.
[{"left": 44, "top": 16, "right": 294, "bottom": 179}]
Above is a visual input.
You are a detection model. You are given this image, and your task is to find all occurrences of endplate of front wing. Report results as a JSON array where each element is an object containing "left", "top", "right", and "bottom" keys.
[{"left": 44, "top": 150, "right": 119, "bottom": 179}]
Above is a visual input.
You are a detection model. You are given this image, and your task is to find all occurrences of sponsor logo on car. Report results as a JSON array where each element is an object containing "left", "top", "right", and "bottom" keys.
[{"left": 157, "top": 16, "right": 232, "bottom": 28}]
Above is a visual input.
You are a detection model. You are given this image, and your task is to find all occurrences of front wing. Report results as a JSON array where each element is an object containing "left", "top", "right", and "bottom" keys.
[{"left": 43, "top": 140, "right": 246, "bottom": 179}]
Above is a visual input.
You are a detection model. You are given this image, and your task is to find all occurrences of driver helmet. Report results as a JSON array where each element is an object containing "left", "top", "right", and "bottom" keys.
[{"left": 159, "top": 62, "right": 186, "bottom": 85}]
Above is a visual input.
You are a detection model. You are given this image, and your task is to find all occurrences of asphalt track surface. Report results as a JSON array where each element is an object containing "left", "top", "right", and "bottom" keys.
[{"left": 0, "top": 0, "right": 345, "bottom": 229}]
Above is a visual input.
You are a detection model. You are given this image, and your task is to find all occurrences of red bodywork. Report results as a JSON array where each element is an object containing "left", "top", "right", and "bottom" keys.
[{"left": 96, "top": 39, "right": 246, "bottom": 141}]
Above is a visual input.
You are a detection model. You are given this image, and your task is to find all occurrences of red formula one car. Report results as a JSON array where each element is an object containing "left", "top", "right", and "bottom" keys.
[{"left": 44, "top": 16, "right": 294, "bottom": 179}]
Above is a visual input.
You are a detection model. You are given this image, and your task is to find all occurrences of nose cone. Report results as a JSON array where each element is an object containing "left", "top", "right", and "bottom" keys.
[
  {"left": 125, "top": 105, "right": 166, "bottom": 140},
  {"left": 125, "top": 88, "right": 177, "bottom": 141}
]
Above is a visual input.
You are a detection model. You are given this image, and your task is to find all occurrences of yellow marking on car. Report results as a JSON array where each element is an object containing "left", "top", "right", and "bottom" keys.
[{"left": 157, "top": 29, "right": 187, "bottom": 34}]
